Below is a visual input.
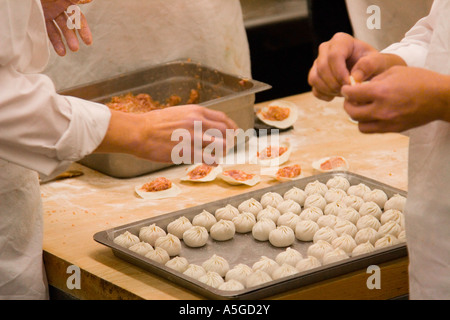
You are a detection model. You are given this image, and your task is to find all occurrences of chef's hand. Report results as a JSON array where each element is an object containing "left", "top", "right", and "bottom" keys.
[
  {"left": 96, "top": 105, "right": 238, "bottom": 164},
  {"left": 308, "top": 32, "right": 406, "bottom": 101},
  {"left": 40, "top": 0, "right": 93, "bottom": 56},
  {"left": 342, "top": 66, "right": 450, "bottom": 133}
]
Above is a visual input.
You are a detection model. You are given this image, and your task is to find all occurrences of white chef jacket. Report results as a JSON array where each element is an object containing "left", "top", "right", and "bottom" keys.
[
  {"left": 43, "top": 0, "right": 251, "bottom": 91},
  {"left": 0, "top": 0, "right": 111, "bottom": 299},
  {"left": 345, "top": 0, "right": 434, "bottom": 50},
  {"left": 381, "top": 0, "right": 450, "bottom": 299}
]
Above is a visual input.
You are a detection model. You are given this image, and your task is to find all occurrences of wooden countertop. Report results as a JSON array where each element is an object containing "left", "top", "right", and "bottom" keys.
[{"left": 41, "top": 92, "right": 410, "bottom": 300}]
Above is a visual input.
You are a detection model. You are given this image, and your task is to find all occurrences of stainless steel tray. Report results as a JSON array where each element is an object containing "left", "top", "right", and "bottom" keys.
[
  {"left": 59, "top": 59, "right": 271, "bottom": 178},
  {"left": 94, "top": 172, "right": 408, "bottom": 300}
]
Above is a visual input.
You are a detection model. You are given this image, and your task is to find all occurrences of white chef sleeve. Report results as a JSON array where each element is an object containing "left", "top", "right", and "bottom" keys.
[
  {"left": 0, "top": 64, "right": 111, "bottom": 179},
  {"left": 381, "top": 0, "right": 439, "bottom": 68}
]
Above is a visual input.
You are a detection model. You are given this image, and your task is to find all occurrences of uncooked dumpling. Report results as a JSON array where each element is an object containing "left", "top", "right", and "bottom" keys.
[
  {"left": 215, "top": 204, "right": 240, "bottom": 221},
  {"left": 275, "top": 248, "right": 303, "bottom": 267},
  {"left": 347, "top": 183, "right": 371, "bottom": 198},
  {"left": 246, "top": 270, "right": 272, "bottom": 288},
  {"left": 380, "top": 209, "right": 404, "bottom": 227},
  {"left": 198, "top": 271, "right": 225, "bottom": 288},
  {"left": 304, "top": 194, "right": 327, "bottom": 211},
  {"left": 337, "top": 207, "right": 361, "bottom": 225},
  {"left": 374, "top": 234, "right": 399, "bottom": 249},
  {"left": 256, "top": 205, "right": 281, "bottom": 223},
  {"left": 283, "top": 187, "right": 307, "bottom": 206},
  {"left": 326, "top": 176, "right": 350, "bottom": 192},
  {"left": 276, "top": 199, "right": 302, "bottom": 215},
  {"left": 182, "top": 226, "right": 209, "bottom": 248},
  {"left": 295, "top": 219, "right": 319, "bottom": 242},
  {"left": 356, "top": 215, "right": 381, "bottom": 231},
  {"left": 269, "top": 226, "right": 296, "bottom": 247},
  {"left": 183, "top": 264, "right": 207, "bottom": 280},
  {"left": 219, "top": 279, "right": 245, "bottom": 291},
  {"left": 322, "top": 248, "right": 349, "bottom": 265},
  {"left": 333, "top": 218, "right": 358, "bottom": 237},
  {"left": 165, "top": 256, "right": 189, "bottom": 273},
  {"left": 237, "top": 198, "right": 263, "bottom": 217},
  {"left": 225, "top": 264, "right": 254, "bottom": 285},
  {"left": 276, "top": 212, "right": 300, "bottom": 230},
  {"left": 313, "top": 226, "right": 338, "bottom": 243},
  {"left": 352, "top": 242, "right": 375, "bottom": 256},
  {"left": 167, "top": 216, "right": 193, "bottom": 239},
  {"left": 307, "top": 240, "right": 333, "bottom": 262},
  {"left": 113, "top": 231, "right": 140, "bottom": 249},
  {"left": 139, "top": 224, "right": 166, "bottom": 246},
  {"left": 363, "top": 189, "right": 388, "bottom": 209},
  {"left": 316, "top": 214, "right": 338, "bottom": 228},
  {"left": 377, "top": 221, "right": 402, "bottom": 238},
  {"left": 331, "top": 233, "right": 357, "bottom": 254},
  {"left": 154, "top": 233, "right": 182, "bottom": 256},
  {"left": 210, "top": 219, "right": 235, "bottom": 241},
  {"left": 295, "top": 256, "right": 322, "bottom": 272},
  {"left": 252, "top": 217, "right": 277, "bottom": 241},
  {"left": 342, "top": 195, "right": 364, "bottom": 211},
  {"left": 299, "top": 206, "right": 323, "bottom": 222},
  {"left": 252, "top": 256, "right": 279, "bottom": 277},
  {"left": 272, "top": 263, "right": 299, "bottom": 280},
  {"left": 128, "top": 241, "right": 154, "bottom": 256},
  {"left": 192, "top": 210, "right": 217, "bottom": 232},
  {"left": 354, "top": 227, "right": 380, "bottom": 245},
  {"left": 324, "top": 188, "right": 347, "bottom": 204},
  {"left": 324, "top": 202, "right": 347, "bottom": 216},
  {"left": 232, "top": 212, "right": 256, "bottom": 233},
  {"left": 145, "top": 247, "right": 170, "bottom": 264},
  {"left": 304, "top": 180, "right": 328, "bottom": 196},
  {"left": 359, "top": 201, "right": 382, "bottom": 220},
  {"left": 202, "top": 254, "right": 230, "bottom": 277},
  {"left": 260, "top": 192, "right": 284, "bottom": 208},
  {"left": 384, "top": 194, "right": 407, "bottom": 212}
]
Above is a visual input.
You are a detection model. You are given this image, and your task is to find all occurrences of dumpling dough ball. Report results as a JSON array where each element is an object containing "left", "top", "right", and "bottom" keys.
[
  {"left": 276, "top": 199, "right": 302, "bottom": 215},
  {"left": 334, "top": 218, "right": 358, "bottom": 237},
  {"left": 238, "top": 198, "right": 263, "bottom": 217},
  {"left": 384, "top": 194, "right": 407, "bottom": 212},
  {"left": 256, "top": 205, "right": 281, "bottom": 223},
  {"left": 317, "top": 214, "right": 338, "bottom": 228},
  {"left": 304, "top": 180, "right": 328, "bottom": 196},
  {"left": 380, "top": 209, "right": 405, "bottom": 227},
  {"left": 352, "top": 242, "right": 375, "bottom": 256},
  {"left": 215, "top": 204, "right": 240, "bottom": 221},
  {"left": 356, "top": 215, "right": 381, "bottom": 231},
  {"left": 183, "top": 226, "right": 209, "bottom": 248},
  {"left": 165, "top": 256, "right": 189, "bottom": 273},
  {"left": 354, "top": 227, "right": 380, "bottom": 245},
  {"left": 322, "top": 248, "right": 349, "bottom": 265},
  {"left": 342, "top": 195, "right": 364, "bottom": 211},
  {"left": 307, "top": 240, "right": 333, "bottom": 262},
  {"left": 397, "top": 230, "right": 406, "bottom": 242},
  {"left": 324, "top": 188, "right": 347, "bottom": 204},
  {"left": 269, "top": 226, "right": 296, "bottom": 247},
  {"left": 192, "top": 210, "right": 217, "bottom": 232},
  {"left": 210, "top": 219, "right": 235, "bottom": 241},
  {"left": 167, "top": 216, "right": 193, "bottom": 239},
  {"left": 299, "top": 206, "right": 323, "bottom": 222},
  {"left": 347, "top": 183, "right": 371, "bottom": 198},
  {"left": 246, "top": 270, "right": 272, "bottom": 288},
  {"left": 337, "top": 207, "right": 361, "bottom": 225},
  {"left": 277, "top": 212, "right": 300, "bottom": 230},
  {"left": 232, "top": 212, "right": 256, "bottom": 233},
  {"left": 326, "top": 176, "right": 350, "bottom": 192},
  {"left": 275, "top": 248, "right": 303, "bottom": 267},
  {"left": 272, "top": 263, "right": 299, "bottom": 280},
  {"left": 198, "top": 271, "right": 225, "bottom": 288},
  {"left": 202, "top": 254, "right": 230, "bottom": 277},
  {"left": 183, "top": 264, "right": 206, "bottom": 280},
  {"left": 378, "top": 221, "right": 402, "bottom": 238},
  {"left": 114, "top": 231, "right": 140, "bottom": 249},
  {"left": 304, "top": 194, "right": 327, "bottom": 211},
  {"left": 374, "top": 234, "right": 399, "bottom": 249},
  {"left": 331, "top": 233, "right": 357, "bottom": 254},
  {"left": 296, "top": 256, "right": 321, "bottom": 272},
  {"left": 252, "top": 256, "right": 279, "bottom": 277},
  {"left": 219, "top": 280, "right": 245, "bottom": 291},
  {"left": 145, "top": 247, "right": 170, "bottom": 264},
  {"left": 313, "top": 226, "right": 338, "bottom": 243},
  {"left": 128, "top": 241, "right": 154, "bottom": 256},
  {"left": 295, "top": 219, "right": 319, "bottom": 242},
  {"left": 359, "top": 201, "right": 382, "bottom": 220},
  {"left": 154, "top": 233, "right": 182, "bottom": 256},
  {"left": 252, "top": 218, "right": 277, "bottom": 241},
  {"left": 324, "top": 202, "right": 347, "bottom": 216},
  {"left": 139, "top": 224, "right": 166, "bottom": 246},
  {"left": 283, "top": 187, "right": 307, "bottom": 206},
  {"left": 260, "top": 192, "right": 284, "bottom": 208},
  {"left": 225, "top": 264, "right": 254, "bottom": 285},
  {"left": 363, "top": 189, "right": 388, "bottom": 209}
]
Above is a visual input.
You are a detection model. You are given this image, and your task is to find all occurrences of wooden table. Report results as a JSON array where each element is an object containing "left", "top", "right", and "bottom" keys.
[{"left": 41, "top": 92, "right": 410, "bottom": 300}]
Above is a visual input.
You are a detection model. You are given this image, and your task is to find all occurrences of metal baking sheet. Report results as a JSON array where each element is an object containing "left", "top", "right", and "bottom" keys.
[
  {"left": 59, "top": 59, "right": 271, "bottom": 178},
  {"left": 93, "top": 171, "right": 408, "bottom": 300}
]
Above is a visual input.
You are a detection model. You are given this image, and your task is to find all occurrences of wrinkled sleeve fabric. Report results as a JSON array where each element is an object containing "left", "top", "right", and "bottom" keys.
[
  {"left": 381, "top": 0, "right": 440, "bottom": 68},
  {"left": 0, "top": 0, "right": 111, "bottom": 179}
]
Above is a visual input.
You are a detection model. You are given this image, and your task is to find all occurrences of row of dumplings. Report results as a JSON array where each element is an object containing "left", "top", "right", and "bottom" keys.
[{"left": 113, "top": 176, "right": 407, "bottom": 290}]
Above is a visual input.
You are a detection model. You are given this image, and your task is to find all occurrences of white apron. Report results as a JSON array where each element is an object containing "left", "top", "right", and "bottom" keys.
[
  {"left": 382, "top": 0, "right": 450, "bottom": 299},
  {"left": 43, "top": 0, "right": 251, "bottom": 91}
]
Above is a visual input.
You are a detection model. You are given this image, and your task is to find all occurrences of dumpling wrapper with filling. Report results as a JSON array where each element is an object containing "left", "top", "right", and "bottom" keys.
[
  {"left": 263, "top": 164, "right": 303, "bottom": 182},
  {"left": 219, "top": 169, "right": 261, "bottom": 186},
  {"left": 256, "top": 100, "right": 298, "bottom": 129},
  {"left": 312, "top": 156, "right": 349, "bottom": 173},
  {"left": 255, "top": 143, "right": 292, "bottom": 167},
  {"left": 180, "top": 164, "right": 223, "bottom": 182},
  {"left": 135, "top": 177, "right": 181, "bottom": 200}
]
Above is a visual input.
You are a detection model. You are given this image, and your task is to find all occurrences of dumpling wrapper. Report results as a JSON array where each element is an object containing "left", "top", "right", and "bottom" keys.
[
  {"left": 262, "top": 164, "right": 303, "bottom": 182},
  {"left": 256, "top": 100, "right": 298, "bottom": 129},
  {"left": 256, "top": 143, "right": 292, "bottom": 167},
  {"left": 312, "top": 156, "right": 349, "bottom": 173},
  {"left": 135, "top": 179, "right": 181, "bottom": 200},
  {"left": 180, "top": 164, "right": 223, "bottom": 182},
  {"left": 219, "top": 169, "right": 261, "bottom": 186}
]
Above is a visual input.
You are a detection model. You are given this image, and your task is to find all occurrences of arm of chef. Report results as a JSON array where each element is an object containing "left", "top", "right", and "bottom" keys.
[
  {"left": 381, "top": 0, "right": 440, "bottom": 67},
  {"left": 0, "top": 65, "right": 111, "bottom": 180}
]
